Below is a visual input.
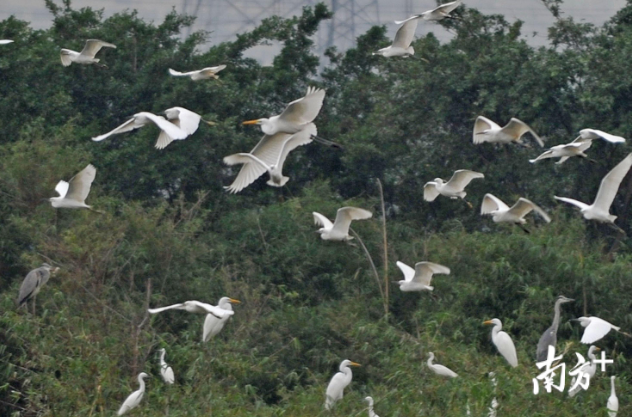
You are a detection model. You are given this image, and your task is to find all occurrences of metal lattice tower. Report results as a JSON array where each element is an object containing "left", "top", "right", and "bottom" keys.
[{"left": 181, "top": 0, "right": 381, "bottom": 53}]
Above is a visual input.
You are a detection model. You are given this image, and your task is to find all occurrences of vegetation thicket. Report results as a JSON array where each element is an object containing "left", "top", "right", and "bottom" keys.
[{"left": 1, "top": 0, "right": 632, "bottom": 415}]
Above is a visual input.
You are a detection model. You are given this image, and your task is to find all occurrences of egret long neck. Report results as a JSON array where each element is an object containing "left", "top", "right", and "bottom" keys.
[
  {"left": 138, "top": 375, "right": 146, "bottom": 391},
  {"left": 160, "top": 350, "right": 166, "bottom": 365},
  {"left": 611, "top": 377, "right": 616, "bottom": 396}
]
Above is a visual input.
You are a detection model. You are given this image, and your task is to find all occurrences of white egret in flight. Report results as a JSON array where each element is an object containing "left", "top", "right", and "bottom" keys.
[
  {"left": 373, "top": 17, "right": 419, "bottom": 57},
  {"left": 530, "top": 129, "right": 625, "bottom": 164},
  {"left": 60, "top": 39, "right": 116, "bottom": 67},
  {"left": 223, "top": 124, "right": 317, "bottom": 193},
  {"left": 395, "top": 0, "right": 462, "bottom": 23},
  {"left": 473, "top": 116, "right": 544, "bottom": 147},
  {"left": 574, "top": 316, "right": 621, "bottom": 344},
  {"left": 481, "top": 194, "right": 551, "bottom": 233},
  {"left": 156, "top": 107, "right": 214, "bottom": 149},
  {"left": 536, "top": 296, "right": 574, "bottom": 362},
  {"left": 423, "top": 170, "right": 484, "bottom": 202},
  {"left": 483, "top": 318, "right": 518, "bottom": 367},
  {"left": 168, "top": 65, "right": 226, "bottom": 81},
  {"left": 148, "top": 300, "right": 234, "bottom": 319},
  {"left": 325, "top": 359, "right": 360, "bottom": 410},
  {"left": 365, "top": 396, "right": 380, "bottom": 417},
  {"left": 395, "top": 261, "right": 450, "bottom": 292},
  {"left": 0, "top": 40, "right": 14, "bottom": 45},
  {"left": 554, "top": 153, "right": 632, "bottom": 223},
  {"left": 17, "top": 263, "right": 59, "bottom": 314},
  {"left": 49, "top": 164, "right": 102, "bottom": 212},
  {"left": 568, "top": 346, "right": 600, "bottom": 397},
  {"left": 313, "top": 207, "right": 372, "bottom": 241},
  {"left": 203, "top": 297, "right": 240, "bottom": 342},
  {"left": 117, "top": 372, "right": 148, "bottom": 416},
  {"left": 427, "top": 352, "right": 458, "bottom": 378},
  {"left": 608, "top": 376, "right": 619, "bottom": 417},
  {"left": 92, "top": 112, "right": 188, "bottom": 144},
  {"left": 242, "top": 87, "right": 325, "bottom": 136},
  {"left": 158, "top": 348, "right": 174, "bottom": 385}
]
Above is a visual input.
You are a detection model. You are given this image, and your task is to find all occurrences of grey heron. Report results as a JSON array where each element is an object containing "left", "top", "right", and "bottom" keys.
[
  {"left": 536, "top": 296, "right": 574, "bottom": 362},
  {"left": 17, "top": 263, "right": 59, "bottom": 313},
  {"left": 60, "top": 39, "right": 116, "bottom": 67},
  {"left": 325, "top": 359, "right": 361, "bottom": 410}
]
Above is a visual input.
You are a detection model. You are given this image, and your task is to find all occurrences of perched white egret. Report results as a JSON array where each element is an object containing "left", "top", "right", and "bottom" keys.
[
  {"left": 313, "top": 207, "right": 372, "bottom": 241},
  {"left": 568, "top": 346, "right": 600, "bottom": 397},
  {"left": 373, "top": 17, "right": 419, "bottom": 57},
  {"left": 17, "top": 263, "right": 59, "bottom": 314},
  {"left": 481, "top": 194, "right": 551, "bottom": 232},
  {"left": 473, "top": 116, "right": 544, "bottom": 147},
  {"left": 242, "top": 87, "right": 325, "bottom": 136},
  {"left": 395, "top": 0, "right": 462, "bottom": 23},
  {"left": 148, "top": 300, "right": 235, "bottom": 319},
  {"left": 92, "top": 112, "right": 189, "bottom": 144},
  {"left": 0, "top": 40, "right": 14, "bottom": 45},
  {"left": 223, "top": 124, "right": 317, "bottom": 193},
  {"left": 483, "top": 319, "right": 518, "bottom": 367},
  {"left": 427, "top": 352, "right": 458, "bottom": 377},
  {"left": 325, "top": 359, "right": 361, "bottom": 410},
  {"left": 49, "top": 164, "right": 102, "bottom": 212},
  {"left": 168, "top": 65, "right": 226, "bottom": 81},
  {"left": 158, "top": 348, "right": 174, "bottom": 385},
  {"left": 574, "top": 316, "right": 621, "bottom": 344},
  {"left": 365, "top": 396, "right": 380, "bottom": 417},
  {"left": 154, "top": 107, "right": 214, "bottom": 149},
  {"left": 424, "top": 170, "right": 484, "bottom": 202},
  {"left": 60, "top": 39, "right": 116, "bottom": 67},
  {"left": 608, "top": 376, "right": 619, "bottom": 417},
  {"left": 395, "top": 261, "right": 450, "bottom": 292},
  {"left": 554, "top": 153, "right": 632, "bottom": 223},
  {"left": 530, "top": 129, "right": 625, "bottom": 164},
  {"left": 203, "top": 297, "right": 240, "bottom": 342},
  {"left": 117, "top": 372, "right": 149, "bottom": 416}
]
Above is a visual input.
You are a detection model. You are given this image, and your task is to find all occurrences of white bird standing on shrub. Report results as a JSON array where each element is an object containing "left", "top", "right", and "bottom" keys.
[
  {"left": 313, "top": 207, "right": 373, "bottom": 241},
  {"left": 396, "top": 0, "right": 462, "bottom": 23},
  {"left": 423, "top": 170, "right": 484, "bottom": 202},
  {"left": 373, "top": 17, "right": 419, "bottom": 57},
  {"left": 49, "top": 164, "right": 102, "bottom": 212},
  {"left": 568, "top": 346, "right": 600, "bottom": 397},
  {"left": 395, "top": 261, "right": 450, "bottom": 292},
  {"left": 427, "top": 352, "right": 458, "bottom": 377},
  {"left": 325, "top": 359, "right": 361, "bottom": 410},
  {"left": 483, "top": 319, "right": 518, "bottom": 367},
  {"left": 242, "top": 87, "right": 325, "bottom": 135},
  {"left": 148, "top": 300, "right": 235, "bottom": 319},
  {"left": 60, "top": 39, "right": 116, "bottom": 67},
  {"left": 168, "top": 65, "right": 226, "bottom": 81},
  {"left": 117, "top": 372, "right": 149, "bottom": 416},
  {"left": 92, "top": 112, "right": 189, "bottom": 144},
  {"left": 473, "top": 116, "right": 544, "bottom": 147},
  {"left": 158, "top": 348, "right": 174, "bottom": 384},
  {"left": 555, "top": 153, "right": 632, "bottom": 223},
  {"left": 530, "top": 129, "right": 625, "bottom": 164},
  {"left": 573, "top": 316, "right": 621, "bottom": 344},
  {"left": 203, "top": 297, "right": 240, "bottom": 342},
  {"left": 481, "top": 194, "right": 551, "bottom": 233},
  {"left": 608, "top": 376, "right": 619, "bottom": 417},
  {"left": 223, "top": 124, "right": 317, "bottom": 193},
  {"left": 365, "top": 396, "right": 380, "bottom": 417}
]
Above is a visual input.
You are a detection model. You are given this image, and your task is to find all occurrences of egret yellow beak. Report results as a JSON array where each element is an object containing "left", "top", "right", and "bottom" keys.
[
  {"left": 242, "top": 119, "right": 261, "bottom": 125},
  {"left": 349, "top": 362, "right": 361, "bottom": 367},
  {"left": 483, "top": 320, "right": 493, "bottom": 325},
  {"left": 229, "top": 298, "right": 241, "bottom": 304},
  {"left": 594, "top": 347, "right": 601, "bottom": 352}
]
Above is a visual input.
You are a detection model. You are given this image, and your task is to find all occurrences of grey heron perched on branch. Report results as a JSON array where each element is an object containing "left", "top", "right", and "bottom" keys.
[
  {"left": 536, "top": 296, "right": 574, "bottom": 362},
  {"left": 17, "top": 263, "right": 59, "bottom": 314}
]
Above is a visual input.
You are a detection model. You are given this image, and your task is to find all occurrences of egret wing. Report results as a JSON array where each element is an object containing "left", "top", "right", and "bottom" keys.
[
  {"left": 325, "top": 372, "right": 347, "bottom": 401},
  {"left": 332, "top": 207, "right": 372, "bottom": 234},
  {"left": 394, "top": 15, "right": 422, "bottom": 25},
  {"left": 148, "top": 303, "right": 186, "bottom": 314},
  {"left": 392, "top": 18, "right": 418, "bottom": 49},
  {"left": 279, "top": 87, "right": 325, "bottom": 125},
  {"left": 161, "top": 366, "right": 174, "bottom": 384},
  {"left": 509, "top": 198, "right": 551, "bottom": 222},
  {"left": 473, "top": 116, "right": 501, "bottom": 143},
  {"left": 435, "top": 0, "right": 461, "bottom": 14},
  {"left": 554, "top": 196, "right": 590, "bottom": 211},
  {"left": 580, "top": 128, "right": 625, "bottom": 144},
  {"left": 200, "top": 65, "right": 226, "bottom": 75},
  {"left": 65, "top": 164, "right": 96, "bottom": 203},
  {"left": 140, "top": 112, "right": 189, "bottom": 140},
  {"left": 187, "top": 301, "right": 234, "bottom": 318},
  {"left": 118, "top": 390, "right": 143, "bottom": 416},
  {"left": 592, "top": 153, "right": 632, "bottom": 212},
  {"left": 55, "top": 180, "right": 70, "bottom": 198},
  {"left": 502, "top": 118, "right": 544, "bottom": 147},
  {"left": 0, "top": 40, "right": 14, "bottom": 45},
  {"left": 274, "top": 123, "right": 316, "bottom": 170},
  {"left": 223, "top": 153, "right": 270, "bottom": 193},
  {"left": 168, "top": 107, "right": 201, "bottom": 134},
  {"left": 481, "top": 193, "right": 509, "bottom": 215},
  {"left": 60, "top": 49, "right": 77, "bottom": 66},
  {"left": 446, "top": 170, "right": 484, "bottom": 190},
  {"left": 423, "top": 182, "right": 440, "bottom": 201},
  {"left": 529, "top": 150, "right": 554, "bottom": 163},
  {"left": 581, "top": 318, "right": 617, "bottom": 344},
  {"left": 496, "top": 331, "right": 518, "bottom": 367},
  {"left": 92, "top": 118, "right": 138, "bottom": 141},
  {"left": 414, "top": 262, "right": 450, "bottom": 286},
  {"left": 80, "top": 39, "right": 116, "bottom": 58},
  {"left": 312, "top": 212, "right": 334, "bottom": 229},
  {"left": 396, "top": 261, "right": 415, "bottom": 282}
]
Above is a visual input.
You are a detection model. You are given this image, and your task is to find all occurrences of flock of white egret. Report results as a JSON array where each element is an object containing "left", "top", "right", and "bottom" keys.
[{"left": 7, "top": 0, "right": 628, "bottom": 414}]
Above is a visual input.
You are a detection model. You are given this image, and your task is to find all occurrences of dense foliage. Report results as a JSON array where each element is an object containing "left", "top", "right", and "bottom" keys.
[{"left": 1, "top": 0, "right": 632, "bottom": 415}]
